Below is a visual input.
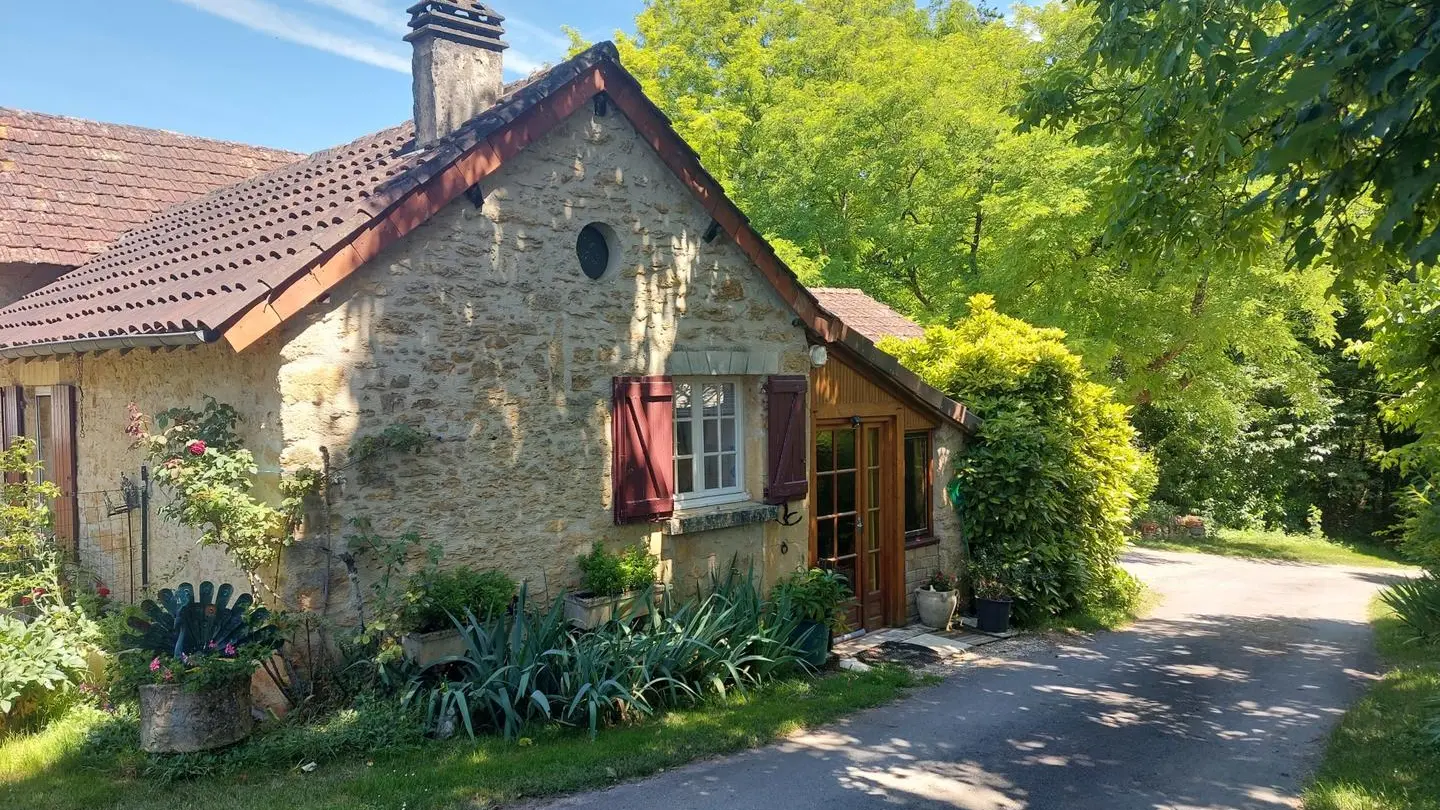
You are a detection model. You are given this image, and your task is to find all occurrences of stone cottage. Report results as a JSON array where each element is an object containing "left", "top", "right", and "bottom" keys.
[{"left": 0, "top": 2, "right": 976, "bottom": 630}]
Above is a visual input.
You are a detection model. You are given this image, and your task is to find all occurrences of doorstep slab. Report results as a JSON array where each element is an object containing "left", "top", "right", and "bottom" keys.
[{"left": 900, "top": 632, "right": 972, "bottom": 657}]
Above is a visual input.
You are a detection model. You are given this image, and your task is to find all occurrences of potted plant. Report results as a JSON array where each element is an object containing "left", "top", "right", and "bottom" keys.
[
  {"left": 399, "top": 568, "right": 516, "bottom": 667},
  {"left": 120, "top": 581, "right": 280, "bottom": 753},
  {"left": 916, "top": 570, "right": 959, "bottom": 630},
  {"left": 1179, "top": 515, "right": 1206, "bottom": 537},
  {"left": 970, "top": 556, "right": 1014, "bottom": 634},
  {"left": 772, "top": 567, "right": 851, "bottom": 668},
  {"left": 564, "top": 542, "right": 658, "bottom": 629}
]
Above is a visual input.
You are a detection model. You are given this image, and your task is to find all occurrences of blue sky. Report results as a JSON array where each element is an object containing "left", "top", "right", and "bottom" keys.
[{"left": 0, "top": 0, "right": 645, "bottom": 153}]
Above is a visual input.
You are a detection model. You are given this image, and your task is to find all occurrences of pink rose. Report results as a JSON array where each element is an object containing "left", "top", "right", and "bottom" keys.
[
  {"left": 223, "top": 644, "right": 237, "bottom": 657},
  {"left": 187, "top": 439, "right": 207, "bottom": 456},
  {"left": 149, "top": 657, "right": 161, "bottom": 672}
]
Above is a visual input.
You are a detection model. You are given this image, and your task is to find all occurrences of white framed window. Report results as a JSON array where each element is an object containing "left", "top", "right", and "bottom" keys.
[
  {"left": 28, "top": 385, "right": 52, "bottom": 486},
  {"left": 673, "top": 378, "right": 746, "bottom": 507}
]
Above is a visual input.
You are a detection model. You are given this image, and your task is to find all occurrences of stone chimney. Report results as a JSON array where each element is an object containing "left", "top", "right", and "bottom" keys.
[{"left": 405, "top": 2, "right": 508, "bottom": 149}]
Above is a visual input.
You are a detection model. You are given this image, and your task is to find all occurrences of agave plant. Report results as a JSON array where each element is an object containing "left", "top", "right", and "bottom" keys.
[{"left": 123, "top": 581, "right": 281, "bottom": 657}]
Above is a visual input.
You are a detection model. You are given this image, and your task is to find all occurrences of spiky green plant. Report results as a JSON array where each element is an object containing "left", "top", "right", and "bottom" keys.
[{"left": 1381, "top": 577, "right": 1440, "bottom": 644}]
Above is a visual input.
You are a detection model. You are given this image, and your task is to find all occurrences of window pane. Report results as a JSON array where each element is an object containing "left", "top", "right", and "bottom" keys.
[
  {"left": 867, "top": 427, "right": 879, "bottom": 466},
  {"left": 702, "top": 383, "right": 721, "bottom": 415},
  {"left": 676, "top": 420, "right": 693, "bottom": 457},
  {"left": 836, "top": 470, "right": 856, "bottom": 514},
  {"left": 816, "top": 431, "right": 833, "bottom": 472},
  {"left": 837, "top": 518, "right": 856, "bottom": 557},
  {"left": 676, "top": 460, "right": 694, "bottom": 494},
  {"left": 675, "top": 383, "right": 692, "bottom": 418},
  {"left": 817, "top": 473, "right": 834, "bottom": 515},
  {"left": 818, "top": 519, "right": 836, "bottom": 559},
  {"left": 703, "top": 419, "right": 718, "bottom": 453},
  {"left": 835, "top": 429, "right": 856, "bottom": 470},
  {"left": 904, "top": 433, "right": 930, "bottom": 536},
  {"left": 718, "top": 382, "right": 736, "bottom": 416},
  {"left": 33, "top": 394, "right": 51, "bottom": 485},
  {"left": 704, "top": 455, "right": 720, "bottom": 490},
  {"left": 720, "top": 419, "right": 736, "bottom": 452},
  {"left": 721, "top": 452, "right": 736, "bottom": 488}
]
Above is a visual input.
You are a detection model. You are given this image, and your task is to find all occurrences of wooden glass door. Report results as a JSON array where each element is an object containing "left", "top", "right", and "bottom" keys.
[{"left": 814, "top": 422, "right": 890, "bottom": 630}]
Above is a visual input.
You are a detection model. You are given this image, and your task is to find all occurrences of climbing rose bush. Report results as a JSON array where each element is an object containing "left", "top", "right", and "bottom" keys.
[{"left": 882, "top": 295, "right": 1149, "bottom": 624}]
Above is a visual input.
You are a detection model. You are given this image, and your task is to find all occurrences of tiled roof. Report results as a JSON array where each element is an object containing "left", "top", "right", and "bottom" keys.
[
  {"left": 0, "top": 109, "right": 301, "bottom": 268},
  {"left": 0, "top": 46, "right": 598, "bottom": 351},
  {"left": 811, "top": 288, "right": 926, "bottom": 342}
]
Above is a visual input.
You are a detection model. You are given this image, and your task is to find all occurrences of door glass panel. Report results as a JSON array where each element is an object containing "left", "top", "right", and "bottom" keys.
[
  {"left": 817, "top": 431, "right": 833, "bottom": 472},
  {"left": 837, "top": 518, "right": 856, "bottom": 557},
  {"left": 833, "top": 557, "right": 857, "bottom": 595},
  {"left": 835, "top": 429, "right": 856, "bottom": 470},
  {"left": 835, "top": 471, "right": 856, "bottom": 514},
  {"left": 817, "top": 474, "right": 834, "bottom": 514},
  {"left": 867, "top": 427, "right": 879, "bottom": 465},
  {"left": 817, "top": 520, "right": 835, "bottom": 559}
]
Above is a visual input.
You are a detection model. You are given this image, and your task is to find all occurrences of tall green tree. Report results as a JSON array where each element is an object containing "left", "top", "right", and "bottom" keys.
[{"left": 609, "top": 0, "right": 1354, "bottom": 526}]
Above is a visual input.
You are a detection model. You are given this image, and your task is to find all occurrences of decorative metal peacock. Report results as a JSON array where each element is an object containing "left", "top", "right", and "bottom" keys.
[{"left": 123, "top": 581, "right": 281, "bottom": 657}]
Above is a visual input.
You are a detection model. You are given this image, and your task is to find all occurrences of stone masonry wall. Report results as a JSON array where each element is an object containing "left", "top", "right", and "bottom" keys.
[
  {"left": 904, "top": 422, "right": 968, "bottom": 622},
  {"left": 0, "top": 339, "right": 283, "bottom": 600},
  {"left": 273, "top": 105, "right": 815, "bottom": 620}
]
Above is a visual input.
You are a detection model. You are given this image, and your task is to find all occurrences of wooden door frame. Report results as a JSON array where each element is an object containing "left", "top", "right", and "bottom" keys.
[{"left": 808, "top": 412, "right": 906, "bottom": 628}]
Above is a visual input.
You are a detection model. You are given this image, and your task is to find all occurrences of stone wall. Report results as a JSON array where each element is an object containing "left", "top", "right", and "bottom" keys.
[
  {"left": 272, "top": 104, "right": 814, "bottom": 620},
  {"left": 904, "top": 422, "right": 968, "bottom": 621},
  {"left": 0, "top": 339, "right": 283, "bottom": 600}
]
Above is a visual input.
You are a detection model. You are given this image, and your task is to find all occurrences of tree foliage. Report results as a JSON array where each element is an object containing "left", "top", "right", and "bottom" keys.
[{"left": 884, "top": 295, "right": 1147, "bottom": 623}]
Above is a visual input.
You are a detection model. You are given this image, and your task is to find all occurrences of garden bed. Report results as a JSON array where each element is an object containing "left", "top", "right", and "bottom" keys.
[{"left": 0, "top": 666, "right": 920, "bottom": 810}]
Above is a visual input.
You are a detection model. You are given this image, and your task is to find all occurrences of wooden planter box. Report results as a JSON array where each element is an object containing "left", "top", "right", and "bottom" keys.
[
  {"left": 400, "top": 627, "right": 468, "bottom": 668},
  {"left": 564, "top": 586, "right": 653, "bottom": 630},
  {"left": 139, "top": 679, "right": 253, "bottom": 753}
]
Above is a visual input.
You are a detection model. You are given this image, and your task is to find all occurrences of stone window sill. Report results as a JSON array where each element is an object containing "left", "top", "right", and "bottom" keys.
[
  {"left": 663, "top": 501, "right": 780, "bottom": 536},
  {"left": 905, "top": 535, "right": 939, "bottom": 551}
]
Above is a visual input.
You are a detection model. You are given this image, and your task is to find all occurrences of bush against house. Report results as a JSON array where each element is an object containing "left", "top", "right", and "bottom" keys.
[{"left": 884, "top": 294, "right": 1148, "bottom": 623}]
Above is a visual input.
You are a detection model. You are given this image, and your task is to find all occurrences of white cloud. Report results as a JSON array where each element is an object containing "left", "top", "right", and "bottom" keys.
[
  {"left": 175, "top": 0, "right": 556, "bottom": 76},
  {"left": 172, "top": 0, "right": 410, "bottom": 73}
]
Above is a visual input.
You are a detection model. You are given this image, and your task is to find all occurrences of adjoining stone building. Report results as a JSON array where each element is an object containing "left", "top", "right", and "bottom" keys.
[{"left": 0, "top": 3, "right": 977, "bottom": 630}]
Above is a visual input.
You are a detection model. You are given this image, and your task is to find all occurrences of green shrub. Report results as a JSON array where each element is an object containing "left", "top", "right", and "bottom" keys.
[
  {"left": 883, "top": 295, "right": 1148, "bottom": 625},
  {"left": 576, "top": 542, "right": 657, "bottom": 597},
  {"left": 771, "top": 567, "right": 851, "bottom": 632},
  {"left": 1380, "top": 577, "right": 1440, "bottom": 643},
  {"left": 403, "top": 568, "right": 516, "bottom": 633},
  {"left": 0, "top": 614, "right": 90, "bottom": 732}
]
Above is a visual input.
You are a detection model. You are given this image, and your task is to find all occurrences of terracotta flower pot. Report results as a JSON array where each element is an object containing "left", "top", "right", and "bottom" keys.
[{"left": 139, "top": 679, "right": 253, "bottom": 753}]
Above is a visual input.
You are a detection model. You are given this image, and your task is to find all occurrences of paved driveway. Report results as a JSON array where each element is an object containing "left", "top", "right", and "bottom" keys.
[{"left": 533, "top": 548, "right": 1410, "bottom": 810}]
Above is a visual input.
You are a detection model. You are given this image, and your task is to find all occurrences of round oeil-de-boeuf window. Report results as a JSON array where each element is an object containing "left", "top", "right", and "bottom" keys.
[{"left": 576, "top": 222, "right": 615, "bottom": 280}]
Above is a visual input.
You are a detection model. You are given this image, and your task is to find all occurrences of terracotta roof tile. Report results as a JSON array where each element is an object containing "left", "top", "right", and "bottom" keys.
[
  {"left": 0, "top": 109, "right": 302, "bottom": 267},
  {"left": 810, "top": 288, "right": 926, "bottom": 343},
  {"left": 0, "top": 46, "right": 610, "bottom": 350}
]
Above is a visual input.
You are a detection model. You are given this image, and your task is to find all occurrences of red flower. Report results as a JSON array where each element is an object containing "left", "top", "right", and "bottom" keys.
[
  {"left": 32, "top": 587, "right": 46, "bottom": 597},
  {"left": 19, "top": 596, "right": 31, "bottom": 605},
  {"left": 187, "top": 439, "right": 207, "bottom": 456},
  {"left": 97, "top": 586, "right": 111, "bottom": 598}
]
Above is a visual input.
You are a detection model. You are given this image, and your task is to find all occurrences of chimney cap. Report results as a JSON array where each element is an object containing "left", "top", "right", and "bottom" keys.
[{"left": 404, "top": 1, "right": 508, "bottom": 52}]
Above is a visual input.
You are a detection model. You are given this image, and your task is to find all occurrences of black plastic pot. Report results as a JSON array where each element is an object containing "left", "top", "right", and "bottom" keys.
[
  {"left": 975, "top": 597, "right": 1013, "bottom": 634},
  {"left": 791, "top": 619, "right": 831, "bottom": 668}
]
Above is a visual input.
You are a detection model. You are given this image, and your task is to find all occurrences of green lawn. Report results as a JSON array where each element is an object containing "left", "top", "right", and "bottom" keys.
[
  {"left": 1, "top": 665, "right": 923, "bottom": 810},
  {"left": 1303, "top": 598, "right": 1440, "bottom": 810},
  {"left": 1130, "top": 528, "right": 1411, "bottom": 568}
]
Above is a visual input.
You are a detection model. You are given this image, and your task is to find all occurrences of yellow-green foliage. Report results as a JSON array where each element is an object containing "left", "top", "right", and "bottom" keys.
[{"left": 883, "top": 295, "right": 1147, "bottom": 623}]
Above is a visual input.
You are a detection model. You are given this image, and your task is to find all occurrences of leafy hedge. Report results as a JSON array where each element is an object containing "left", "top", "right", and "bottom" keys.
[{"left": 884, "top": 294, "right": 1148, "bottom": 624}]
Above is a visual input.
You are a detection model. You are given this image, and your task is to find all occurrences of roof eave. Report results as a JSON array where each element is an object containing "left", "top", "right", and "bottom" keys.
[{"left": 0, "top": 329, "right": 214, "bottom": 360}]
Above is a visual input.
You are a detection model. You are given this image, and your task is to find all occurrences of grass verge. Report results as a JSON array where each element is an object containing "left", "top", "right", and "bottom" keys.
[
  {"left": 1, "top": 664, "right": 921, "bottom": 810},
  {"left": 1130, "top": 528, "right": 1410, "bottom": 568},
  {"left": 1302, "top": 597, "right": 1440, "bottom": 810}
]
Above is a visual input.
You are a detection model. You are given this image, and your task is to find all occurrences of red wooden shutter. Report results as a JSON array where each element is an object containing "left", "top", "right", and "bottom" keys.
[
  {"left": 50, "top": 385, "right": 79, "bottom": 552},
  {"left": 764, "top": 375, "right": 809, "bottom": 504},
  {"left": 2, "top": 385, "right": 23, "bottom": 485},
  {"left": 613, "top": 376, "right": 675, "bottom": 524}
]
